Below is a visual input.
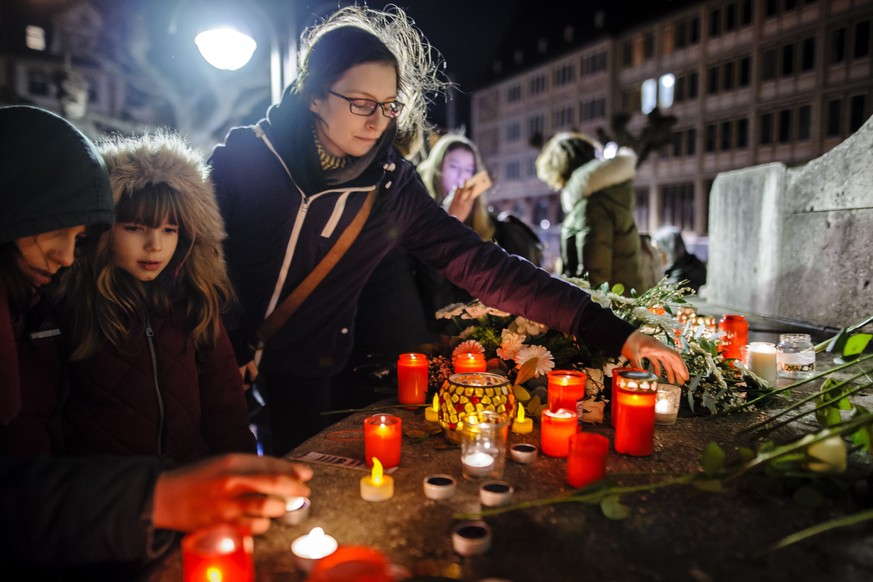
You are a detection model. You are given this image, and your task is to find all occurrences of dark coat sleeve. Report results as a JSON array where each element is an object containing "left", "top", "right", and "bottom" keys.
[
  {"left": 198, "top": 323, "right": 258, "bottom": 455},
  {"left": 0, "top": 454, "right": 168, "bottom": 566}
]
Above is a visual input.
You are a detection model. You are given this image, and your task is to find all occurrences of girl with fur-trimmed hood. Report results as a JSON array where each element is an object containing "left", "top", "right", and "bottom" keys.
[
  {"left": 536, "top": 132, "right": 645, "bottom": 294},
  {"left": 59, "top": 132, "right": 256, "bottom": 464}
]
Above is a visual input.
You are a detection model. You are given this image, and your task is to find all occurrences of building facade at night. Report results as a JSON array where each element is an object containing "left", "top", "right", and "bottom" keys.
[{"left": 472, "top": 0, "right": 872, "bottom": 264}]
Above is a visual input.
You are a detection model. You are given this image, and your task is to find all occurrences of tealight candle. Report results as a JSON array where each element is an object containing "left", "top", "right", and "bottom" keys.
[
  {"left": 614, "top": 370, "right": 658, "bottom": 457},
  {"left": 540, "top": 408, "right": 579, "bottom": 458},
  {"left": 425, "top": 394, "right": 439, "bottom": 423},
  {"left": 452, "top": 521, "right": 492, "bottom": 556},
  {"left": 397, "top": 353, "right": 428, "bottom": 405},
  {"left": 510, "top": 443, "right": 538, "bottom": 464},
  {"left": 280, "top": 496, "right": 311, "bottom": 526},
  {"left": 360, "top": 458, "right": 394, "bottom": 502},
  {"left": 654, "top": 384, "right": 682, "bottom": 425},
  {"left": 363, "top": 414, "right": 402, "bottom": 468},
  {"left": 547, "top": 370, "right": 587, "bottom": 412},
  {"left": 479, "top": 481, "right": 514, "bottom": 507},
  {"left": 461, "top": 451, "right": 495, "bottom": 478},
  {"left": 454, "top": 352, "right": 487, "bottom": 373},
  {"left": 423, "top": 474, "right": 457, "bottom": 500},
  {"left": 748, "top": 342, "right": 777, "bottom": 386},
  {"left": 566, "top": 432, "right": 610, "bottom": 488},
  {"left": 291, "top": 527, "right": 338, "bottom": 573},
  {"left": 511, "top": 405, "right": 533, "bottom": 434},
  {"left": 182, "top": 525, "right": 254, "bottom": 582}
]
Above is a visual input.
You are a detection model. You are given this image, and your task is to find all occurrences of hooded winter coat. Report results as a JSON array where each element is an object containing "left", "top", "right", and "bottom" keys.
[
  {"left": 0, "top": 106, "right": 169, "bottom": 569},
  {"left": 210, "top": 92, "right": 636, "bottom": 379},
  {"left": 560, "top": 149, "right": 644, "bottom": 293},
  {"left": 60, "top": 134, "right": 255, "bottom": 464}
]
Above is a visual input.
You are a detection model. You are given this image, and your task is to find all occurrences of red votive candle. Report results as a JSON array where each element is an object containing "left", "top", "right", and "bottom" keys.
[
  {"left": 718, "top": 314, "right": 749, "bottom": 361},
  {"left": 610, "top": 367, "right": 641, "bottom": 428},
  {"left": 453, "top": 352, "right": 487, "bottom": 374},
  {"left": 182, "top": 524, "right": 254, "bottom": 582},
  {"left": 614, "top": 370, "right": 658, "bottom": 456},
  {"left": 540, "top": 408, "right": 579, "bottom": 458},
  {"left": 364, "top": 414, "right": 402, "bottom": 468},
  {"left": 397, "top": 353, "right": 428, "bottom": 405},
  {"left": 566, "top": 432, "right": 610, "bottom": 488},
  {"left": 547, "top": 370, "right": 587, "bottom": 412},
  {"left": 309, "top": 545, "right": 393, "bottom": 582}
]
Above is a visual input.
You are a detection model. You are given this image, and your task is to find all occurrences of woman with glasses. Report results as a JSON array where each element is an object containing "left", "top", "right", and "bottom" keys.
[{"left": 210, "top": 5, "right": 689, "bottom": 455}]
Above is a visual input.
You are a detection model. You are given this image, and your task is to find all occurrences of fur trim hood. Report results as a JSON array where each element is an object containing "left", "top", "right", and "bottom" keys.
[
  {"left": 98, "top": 132, "right": 227, "bottom": 251},
  {"left": 560, "top": 148, "right": 637, "bottom": 213}
]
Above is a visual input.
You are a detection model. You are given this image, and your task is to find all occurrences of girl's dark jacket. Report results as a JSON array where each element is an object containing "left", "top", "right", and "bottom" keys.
[
  {"left": 60, "top": 298, "right": 256, "bottom": 464},
  {"left": 210, "top": 93, "right": 635, "bottom": 377}
]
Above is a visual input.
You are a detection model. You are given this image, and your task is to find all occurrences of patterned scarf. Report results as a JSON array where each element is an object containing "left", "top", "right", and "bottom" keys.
[{"left": 312, "top": 127, "right": 350, "bottom": 171}]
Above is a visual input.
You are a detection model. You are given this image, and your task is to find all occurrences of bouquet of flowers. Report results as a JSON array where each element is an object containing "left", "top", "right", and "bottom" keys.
[{"left": 428, "top": 278, "right": 758, "bottom": 421}]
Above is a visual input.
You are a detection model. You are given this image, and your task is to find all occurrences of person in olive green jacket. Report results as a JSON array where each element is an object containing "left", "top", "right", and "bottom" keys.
[{"left": 536, "top": 132, "right": 644, "bottom": 294}]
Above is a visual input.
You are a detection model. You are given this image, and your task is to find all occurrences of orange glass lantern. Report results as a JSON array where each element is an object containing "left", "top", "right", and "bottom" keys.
[
  {"left": 566, "top": 432, "right": 610, "bottom": 488},
  {"left": 613, "top": 370, "right": 658, "bottom": 457},
  {"left": 397, "top": 353, "right": 428, "bottom": 405},
  {"left": 547, "top": 370, "right": 587, "bottom": 412},
  {"left": 438, "top": 373, "right": 514, "bottom": 443},
  {"left": 540, "top": 408, "right": 578, "bottom": 458},
  {"left": 718, "top": 314, "right": 748, "bottom": 361},
  {"left": 453, "top": 352, "right": 487, "bottom": 373},
  {"left": 182, "top": 525, "right": 254, "bottom": 582},
  {"left": 363, "top": 414, "right": 402, "bottom": 468}
]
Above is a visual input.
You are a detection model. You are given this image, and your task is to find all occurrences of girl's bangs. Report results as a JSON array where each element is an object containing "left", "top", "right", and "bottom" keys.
[{"left": 116, "top": 184, "right": 181, "bottom": 227}]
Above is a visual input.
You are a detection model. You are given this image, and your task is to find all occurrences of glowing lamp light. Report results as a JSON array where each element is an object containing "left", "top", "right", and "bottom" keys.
[{"left": 195, "top": 27, "right": 257, "bottom": 71}]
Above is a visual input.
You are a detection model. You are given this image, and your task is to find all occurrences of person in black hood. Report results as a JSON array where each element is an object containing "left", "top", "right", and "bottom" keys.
[
  {"left": 210, "top": 5, "right": 689, "bottom": 456},
  {"left": 0, "top": 106, "right": 312, "bottom": 575},
  {"left": 652, "top": 225, "right": 708, "bottom": 292}
]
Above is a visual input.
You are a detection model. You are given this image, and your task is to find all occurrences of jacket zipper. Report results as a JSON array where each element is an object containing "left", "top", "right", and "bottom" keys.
[{"left": 145, "top": 320, "right": 164, "bottom": 456}]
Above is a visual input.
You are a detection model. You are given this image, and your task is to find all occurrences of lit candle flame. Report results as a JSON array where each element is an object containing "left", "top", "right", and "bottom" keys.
[
  {"left": 371, "top": 457, "right": 383, "bottom": 485},
  {"left": 206, "top": 567, "right": 223, "bottom": 582},
  {"left": 517, "top": 406, "right": 526, "bottom": 422},
  {"left": 431, "top": 394, "right": 438, "bottom": 412},
  {"left": 309, "top": 527, "right": 324, "bottom": 540}
]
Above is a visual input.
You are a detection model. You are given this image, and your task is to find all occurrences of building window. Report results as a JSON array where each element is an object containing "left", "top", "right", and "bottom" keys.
[
  {"left": 507, "top": 84, "right": 522, "bottom": 102},
  {"left": 797, "top": 105, "right": 811, "bottom": 140},
  {"left": 505, "top": 160, "right": 521, "bottom": 181},
  {"left": 736, "top": 117, "right": 749, "bottom": 148},
  {"left": 660, "top": 183, "right": 695, "bottom": 231},
  {"left": 25, "top": 25, "right": 46, "bottom": 51},
  {"left": 506, "top": 122, "right": 521, "bottom": 142},
  {"left": 675, "top": 20, "right": 687, "bottom": 49},
  {"left": 672, "top": 131, "right": 683, "bottom": 157},
  {"left": 801, "top": 37, "right": 816, "bottom": 71},
  {"left": 855, "top": 20, "right": 871, "bottom": 59},
  {"left": 762, "top": 48, "right": 777, "bottom": 81},
  {"left": 760, "top": 112, "right": 774, "bottom": 144},
  {"left": 705, "top": 123, "right": 717, "bottom": 152},
  {"left": 778, "top": 109, "right": 793, "bottom": 143},
  {"left": 720, "top": 120, "right": 732, "bottom": 150},
  {"left": 826, "top": 99, "right": 841, "bottom": 136},
  {"left": 725, "top": 3, "right": 737, "bottom": 31},
  {"left": 707, "top": 66, "right": 719, "bottom": 94},
  {"left": 830, "top": 27, "right": 847, "bottom": 64},
  {"left": 553, "top": 63, "right": 575, "bottom": 86},
  {"left": 765, "top": 0, "right": 778, "bottom": 18},
  {"left": 739, "top": 56, "right": 751, "bottom": 86},
  {"left": 782, "top": 44, "right": 795, "bottom": 76},
  {"left": 850, "top": 95, "right": 867, "bottom": 132},
  {"left": 622, "top": 40, "right": 633, "bottom": 67},
  {"left": 581, "top": 51, "right": 607, "bottom": 75},
  {"left": 690, "top": 16, "right": 700, "bottom": 43},
  {"left": 581, "top": 97, "right": 606, "bottom": 121},
  {"left": 644, "top": 32, "right": 655, "bottom": 58},
  {"left": 710, "top": 8, "right": 722, "bottom": 38},
  {"left": 528, "top": 115, "right": 545, "bottom": 139},
  {"left": 723, "top": 61, "right": 735, "bottom": 91},
  {"left": 551, "top": 105, "right": 574, "bottom": 130},
  {"left": 688, "top": 71, "right": 699, "bottom": 99},
  {"left": 740, "top": 0, "right": 753, "bottom": 27},
  {"left": 686, "top": 128, "right": 697, "bottom": 155},
  {"left": 27, "top": 69, "right": 51, "bottom": 96},
  {"left": 634, "top": 187, "right": 650, "bottom": 231}
]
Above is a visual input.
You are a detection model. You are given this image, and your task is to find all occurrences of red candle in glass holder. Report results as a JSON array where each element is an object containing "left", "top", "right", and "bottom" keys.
[
  {"left": 397, "top": 353, "right": 428, "bottom": 405},
  {"left": 309, "top": 545, "right": 392, "bottom": 582},
  {"left": 182, "top": 524, "right": 254, "bottom": 582},
  {"left": 614, "top": 370, "right": 658, "bottom": 456},
  {"left": 364, "top": 414, "right": 402, "bottom": 468},
  {"left": 453, "top": 352, "right": 487, "bottom": 374},
  {"left": 609, "top": 367, "right": 639, "bottom": 428},
  {"left": 547, "top": 370, "right": 587, "bottom": 412},
  {"left": 540, "top": 408, "right": 579, "bottom": 457},
  {"left": 718, "top": 314, "right": 748, "bottom": 361},
  {"left": 566, "top": 432, "right": 610, "bottom": 488}
]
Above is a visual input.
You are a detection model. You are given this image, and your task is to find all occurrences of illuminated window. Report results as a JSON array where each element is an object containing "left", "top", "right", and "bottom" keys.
[{"left": 25, "top": 25, "right": 45, "bottom": 51}]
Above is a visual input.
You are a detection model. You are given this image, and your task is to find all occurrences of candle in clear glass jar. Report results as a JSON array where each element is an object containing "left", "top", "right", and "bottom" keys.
[
  {"left": 454, "top": 352, "right": 486, "bottom": 373},
  {"left": 777, "top": 333, "right": 815, "bottom": 379},
  {"left": 547, "top": 370, "right": 587, "bottom": 412},
  {"left": 654, "top": 384, "right": 682, "bottom": 425},
  {"left": 397, "top": 353, "right": 428, "bottom": 405},
  {"left": 566, "top": 432, "right": 610, "bottom": 488},
  {"left": 614, "top": 370, "right": 658, "bottom": 456},
  {"left": 182, "top": 525, "right": 254, "bottom": 582},
  {"left": 363, "top": 414, "right": 402, "bottom": 468},
  {"left": 540, "top": 408, "right": 578, "bottom": 457}
]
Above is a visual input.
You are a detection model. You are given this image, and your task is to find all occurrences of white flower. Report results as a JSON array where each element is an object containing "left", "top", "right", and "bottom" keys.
[
  {"left": 452, "top": 340, "right": 485, "bottom": 358},
  {"left": 497, "top": 337, "right": 524, "bottom": 361},
  {"left": 589, "top": 291, "right": 611, "bottom": 308},
  {"left": 484, "top": 306, "right": 512, "bottom": 317},
  {"left": 509, "top": 316, "right": 548, "bottom": 336},
  {"left": 514, "top": 345, "right": 555, "bottom": 377},
  {"left": 805, "top": 436, "right": 847, "bottom": 473},
  {"left": 462, "top": 304, "right": 489, "bottom": 320},
  {"left": 436, "top": 303, "right": 467, "bottom": 319}
]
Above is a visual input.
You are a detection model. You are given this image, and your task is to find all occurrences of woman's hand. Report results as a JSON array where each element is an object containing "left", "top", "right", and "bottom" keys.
[
  {"left": 152, "top": 454, "right": 313, "bottom": 534},
  {"left": 620, "top": 330, "right": 690, "bottom": 386},
  {"left": 443, "top": 182, "right": 481, "bottom": 223},
  {"left": 239, "top": 361, "right": 258, "bottom": 390}
]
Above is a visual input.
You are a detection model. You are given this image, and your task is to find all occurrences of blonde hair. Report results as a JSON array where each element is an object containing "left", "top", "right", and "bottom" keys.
[
  {"left": 417, "top": 134, "right": 494, "bottom": 241},
  {"left": 535, "top": 132, "right": 600, "bottom": 190},
  {"left": 64, "top": 132, "right": 234, "bottom": 360},
  {"left": 295, "top": 5, "right": 449, "bottom": 144}
]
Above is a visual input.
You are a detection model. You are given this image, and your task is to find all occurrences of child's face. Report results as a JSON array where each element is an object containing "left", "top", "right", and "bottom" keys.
[
  {"left": 440, "top": 148, "right": 476, "bottom": 198},
  {"left": 111, "top": 221, "right": 179, "bottom": 281},
  {"left": 309, "top": 61, "right": 399, "bottom": 158},
  {"left": 15, "top": 226, "right": 88, "bottom": 287}
]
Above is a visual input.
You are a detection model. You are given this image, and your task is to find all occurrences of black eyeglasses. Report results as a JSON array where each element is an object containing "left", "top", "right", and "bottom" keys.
[{"left": 328, "top": 90, "right": 404, "bottom": 119}]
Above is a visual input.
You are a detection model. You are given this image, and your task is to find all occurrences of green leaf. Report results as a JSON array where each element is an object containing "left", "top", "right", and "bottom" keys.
[
  {"left": 600, "top": 495, "right": 631, "bottom": 520},
  {"left": 526, "top": 395, "right": 541, "bottom": 417},
  {"left": 611, "top": 283, "right": 625, "bottom": 296},
  {"left": 738, "top": 447, "right": 756, "bottom": 463},
  {"left": 850, "top": 425, "right": 873, "bottom": 454},
  {"left": 701, "top": 442, "right": 725, "bottom": 477},
  {"left": 513, "top": 384, "right": 531, "bottom": 403},
  {"left": 793, "top": 486, "right": 825, "bottom": 509},
  {"left": 838, "top": 397, "right": 853, "bottom": 411},
  {"left": 815, "top": 405, "right": 842, "bottom": 428},
  {"left": 825, "top": 328, "right": 849, "bottom": 354},
  {"left": 843, "top": 334, "right": 872, "bottom": 357},
  {"left": 692, "top": 479, "right": 724, "bottom": 492}
]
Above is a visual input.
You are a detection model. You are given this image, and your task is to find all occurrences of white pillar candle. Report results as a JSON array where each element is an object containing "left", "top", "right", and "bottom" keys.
[{"left": 748, "top": 342, "right": 777, "bottom": 386}]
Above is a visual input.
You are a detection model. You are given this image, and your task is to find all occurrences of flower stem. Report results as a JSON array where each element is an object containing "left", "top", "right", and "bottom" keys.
[
  {"left": 757, "top": 508, "right": 873, "bottom": 555},
  {"left": 753, "top": 380, "right": 872, "bottom": 436},
  {"left": 320, "top": 404, "right": 428, "bottom": 416}
]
